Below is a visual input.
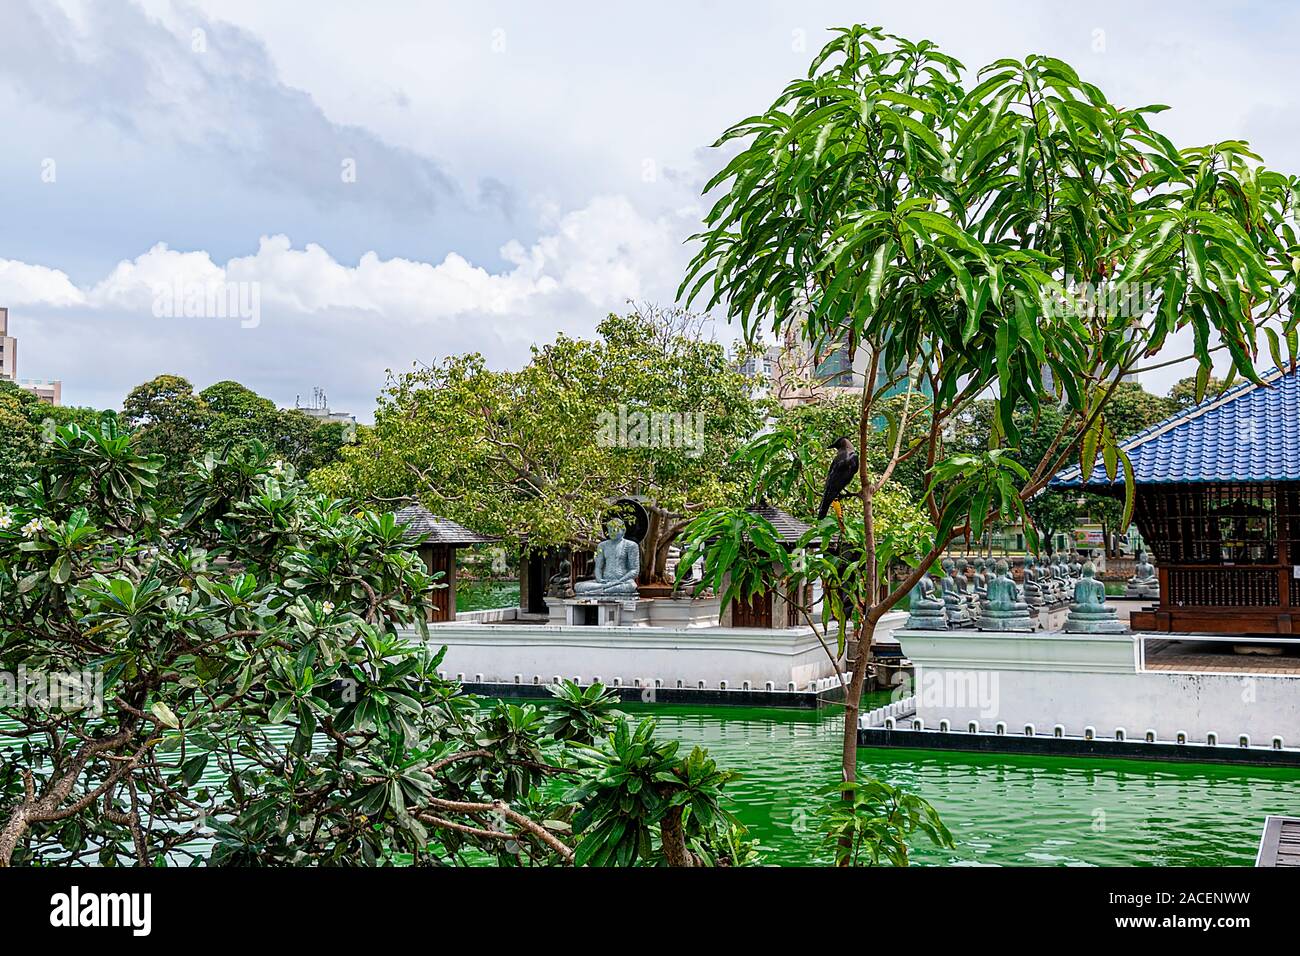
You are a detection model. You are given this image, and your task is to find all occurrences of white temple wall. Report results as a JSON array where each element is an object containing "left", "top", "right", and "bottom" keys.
[
  {"left": 898, "top": 631, "right": 1300, "bottom": 745},
  {"left": 411, "top": 622, "right": 844, "bottom": 689}
]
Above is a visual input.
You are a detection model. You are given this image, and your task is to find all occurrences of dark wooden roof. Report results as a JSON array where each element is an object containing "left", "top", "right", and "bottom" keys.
[
  {"left": 394, "top": 504, "right": 497, "bottom": 545},
  {"left": 745, "top": 504, "right": 812, "bottom": 545}
]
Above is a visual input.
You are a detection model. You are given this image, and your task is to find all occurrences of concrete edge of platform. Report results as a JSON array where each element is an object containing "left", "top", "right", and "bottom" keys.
[
  {"left": 460, "top": 679, "right": 845, "bottom": 709},
  {"left": 858, "top": 725, "right": 1300, "bottom": 767}
]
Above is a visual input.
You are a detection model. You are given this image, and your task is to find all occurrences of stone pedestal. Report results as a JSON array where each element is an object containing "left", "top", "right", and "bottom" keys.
[
  {"left": 1032, "top": 603, "right": 1071, "bottom": 631},
  {"left": 1124, "top": 582, "right": 1160, "bottom": 600},
  {"left": 545, "top": 598, "right": 568, "bottom": 625},
  {"left": 1064, "top": 607, "right": 1127, "bottom": 634},
  {"left": 977, "top": 608, "right": 1035, "bottom": 632},
  {"left": 549, "top": 596, "right": 648, "bottom": 627},
  {"left": 544, "top": 595, "right": 720, "bottom": 628},
  {"left": 905, "top": 604, "right": 949, "bottom": 630},
  {"left": 648, "top": 595, "right": 721, "bottom": 628}
]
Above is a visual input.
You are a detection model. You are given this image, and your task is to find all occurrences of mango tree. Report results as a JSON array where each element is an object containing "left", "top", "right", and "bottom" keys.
[{"left": 680, "top": 24, "right": 1300, "bottom": 787}]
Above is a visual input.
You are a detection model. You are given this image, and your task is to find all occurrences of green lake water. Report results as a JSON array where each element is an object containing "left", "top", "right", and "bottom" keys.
[
  {"left": 5, "top": 696, "right": 1297, "bottom": 866},
  {"left": 456, "top": 582, "right": 519, "bottom": 612},
  {"left": 620, "top": 699, "right": 1300, "bottom": 866}
]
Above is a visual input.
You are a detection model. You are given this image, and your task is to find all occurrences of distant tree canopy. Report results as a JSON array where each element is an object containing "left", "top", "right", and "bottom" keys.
[
  {"left": 120, "top": 375, "right": 350, "bottom": 504},
  {"left": 946, "top": 381, "right": 1177, "bottom": 552},
  {"left": 312, "top": 308, "right": 768, "bottom": 582},
  {"left": 1167, "top": 373, "right": 1227, "bottom": 410}
]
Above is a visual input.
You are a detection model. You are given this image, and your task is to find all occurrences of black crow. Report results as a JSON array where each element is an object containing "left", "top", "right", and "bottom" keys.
[{"left": 817, "top": 437, "right": 859, "bottom": 521}]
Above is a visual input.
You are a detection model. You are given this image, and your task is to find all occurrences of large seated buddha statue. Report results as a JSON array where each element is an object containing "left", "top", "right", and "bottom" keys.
[{"left": 574, "top": 519, "right": 641, "bottom": 597}]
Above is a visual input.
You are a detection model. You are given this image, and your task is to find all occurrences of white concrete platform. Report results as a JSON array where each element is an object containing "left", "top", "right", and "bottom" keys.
[
  {"left": 411, "top": 610, "right": 845, "bottom": 691},
  {"left": 893, "top": 629, "right": 1300, "bottom": 748}
]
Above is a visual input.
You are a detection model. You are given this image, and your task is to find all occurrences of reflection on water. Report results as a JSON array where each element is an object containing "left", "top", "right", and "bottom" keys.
[{"left": 623, "top": 700, "right": 1300, "bottom": 867}]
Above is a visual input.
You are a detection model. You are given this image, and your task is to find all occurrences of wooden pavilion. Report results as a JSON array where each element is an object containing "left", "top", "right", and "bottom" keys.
[
  {"left": 395, "top": 504, "right": 498, "bottom": 623},
  {"left": 1052, "top": 366, "right": 1300, "bottom": 635}
]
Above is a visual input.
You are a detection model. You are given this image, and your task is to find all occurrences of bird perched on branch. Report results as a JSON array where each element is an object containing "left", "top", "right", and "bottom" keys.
[{"left": 817, "top": 437, "right": 859, "bottom": 521}]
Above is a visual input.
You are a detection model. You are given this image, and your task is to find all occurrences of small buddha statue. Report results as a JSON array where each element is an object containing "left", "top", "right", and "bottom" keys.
[
  {"left": 1050, "top": 554, "right": 1069, "bottom": 603},
  {"left": 955, "top": 556, "right": 971, "bottom": 592},
  {"left": 1039, "top": 554, "right": 1058, "bottom": 603},
  {"left": 545, "top": 558, "right": 573, "bottom": 598},
  {"left": 977, "top": 559, "right": 1034, "bottom": 632},
  {"left": 1125, "top": 550, "right": 1160, "bottom": 599},
  {"left": 972, "top": 557, "right": 989, "bottom": 599},
  {"left": 574, "top": 519, "right": 641, "bottom": 597},
  {"left": 956, "top": 557, "right": 979, "bottom": 616},
  {"left": 939, "top": 557, "right": 972, "bottom": 627},
  {"left": 903, "top": 572, "right": 949, "bottom": 630},
  {"left": 1022, "top": 555, "right": 1044, "bottom": 607},
  {"left": 1065, "top": 562, "right": 1126, "bottom": 634}
]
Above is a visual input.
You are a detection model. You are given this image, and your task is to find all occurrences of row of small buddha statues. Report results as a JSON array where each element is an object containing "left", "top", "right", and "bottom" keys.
[{"left": 904, "top": 551, "right": 1133, "bottom": 634}]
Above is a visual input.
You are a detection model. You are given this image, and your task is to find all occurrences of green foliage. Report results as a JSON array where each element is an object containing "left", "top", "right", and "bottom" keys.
[
  {"left": 816, "top": 778, "right": 954, "bottom": 867},
  {"left": 676, "top": 508, "right": 794, "bottom": 610},
  {"left": 313, "top": 307, "right": 767, "bottom": 565},
  {"left": 1026, "top": 490, "right": 1079, "bottom": 546},
  {"left": 544, "top": 681, "right": 623, "bottom": 745},
  {"left": 120, "top": 375, "right": 350, "bottom": 507},
  {"left": 683, "top": 24, "right": 1300, "bottom": 555},
  {"left": 677, "top": 489, "right": 933, "bottom": 653},
  {"left": 121, "top": 374, "right": 211, "bottom": 500},
  {"left": 1168, "top": 373, "right": 1227, "bottom": 410},
  {"left": 0, "top": 380, "right": 110, "bottom": 499},
  {"left": 0, "top": 421, "right": 746, "bottom": 867},
  {"left": 565, "top": 716, "right": 745, "bottom": 867}
]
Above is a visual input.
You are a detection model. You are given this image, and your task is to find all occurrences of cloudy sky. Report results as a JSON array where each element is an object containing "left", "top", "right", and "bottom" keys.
[{"left": 1, "top": 0, "right": 1297, "bottom": 416}]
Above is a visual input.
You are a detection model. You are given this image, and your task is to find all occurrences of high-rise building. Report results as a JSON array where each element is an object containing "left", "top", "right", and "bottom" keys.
[
  {"left": 0, "top": 307, "right": 63, "bottom": 405},
  {"left": 19, "top": 379, "right": 62, "bottom": 405},
  {"left": 0, "top": 307, "right": 16, "bottom": 382}
]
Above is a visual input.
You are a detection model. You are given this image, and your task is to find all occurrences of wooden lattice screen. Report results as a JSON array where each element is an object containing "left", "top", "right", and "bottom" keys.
[
  {"left": 1128, "top": 481, "right": 1299, "bottom": 630},
  {"left": 1134, "top": 482, "right": 1279, "bottom": 566}
]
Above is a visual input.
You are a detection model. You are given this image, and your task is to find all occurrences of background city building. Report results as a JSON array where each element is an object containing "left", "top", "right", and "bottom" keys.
[
  {"left": 0, "top": 307, "right": 62, "bottom": 405},
  {"left": 0, "top": 308, "right": 16, "bottom": 382}
]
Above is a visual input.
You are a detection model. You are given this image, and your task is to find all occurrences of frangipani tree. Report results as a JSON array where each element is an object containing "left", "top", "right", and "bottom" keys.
[{"left": 680, "top": 25, "right": 1300, "bottom": 785}]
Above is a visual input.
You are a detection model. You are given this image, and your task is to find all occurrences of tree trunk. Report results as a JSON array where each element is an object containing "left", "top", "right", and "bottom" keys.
[
  {"left": 653, "top": 532, "right": 672, "bottom": 583},
  {"left": 839, "top": 614, "right": 877, "bottom": 785},
  {"left": 659, "top": 804, "right": 694, "bottom": 867},
  {"left": 639, "top": 508, "right": 662, "bottom": 585}
]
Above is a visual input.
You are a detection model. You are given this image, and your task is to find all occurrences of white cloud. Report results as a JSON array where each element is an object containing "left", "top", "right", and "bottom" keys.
[
  {"left": 0, "top": 261, "right": 85, "bottom": 308},
  {"left": 0, "top": 0, "right": 460, "bottom": 219},
  {"left": 69, "top": 195, "right": 686, "bottom": 325},
  {"left": 1, "top": 195, "right": 697, "bottom": 416}
]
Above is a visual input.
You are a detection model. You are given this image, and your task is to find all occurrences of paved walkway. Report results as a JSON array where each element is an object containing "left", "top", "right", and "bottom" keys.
[{"left": 1145, "top": 638, "right": 1300, "bottom": 675}]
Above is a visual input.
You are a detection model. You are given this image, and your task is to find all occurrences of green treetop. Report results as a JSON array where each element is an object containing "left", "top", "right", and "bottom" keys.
[{"left": 313, "top": 306, "right": 768, "bottom": 583}]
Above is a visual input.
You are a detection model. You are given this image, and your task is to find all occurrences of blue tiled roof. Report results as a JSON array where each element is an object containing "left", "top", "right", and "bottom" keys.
[{"left": 1051, "top": 366, "right": 1300, "bottom": 487}]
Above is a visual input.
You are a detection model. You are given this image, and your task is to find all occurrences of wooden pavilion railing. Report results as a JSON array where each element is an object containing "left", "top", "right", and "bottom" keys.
[{"left": 1166, "top": 566, "right": 1280, "bottom": 608}]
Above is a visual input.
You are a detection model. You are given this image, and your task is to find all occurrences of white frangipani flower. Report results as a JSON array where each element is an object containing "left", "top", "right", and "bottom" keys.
[{"left": 20, "top": 518, "right": 42, "bottom": 538}]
